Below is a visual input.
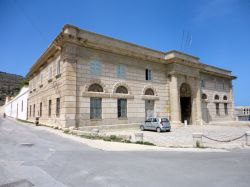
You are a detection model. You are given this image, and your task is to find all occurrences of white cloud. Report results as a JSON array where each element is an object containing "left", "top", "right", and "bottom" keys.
[{"left": 193, "top": 0, "right": 238, "bottom": 22}]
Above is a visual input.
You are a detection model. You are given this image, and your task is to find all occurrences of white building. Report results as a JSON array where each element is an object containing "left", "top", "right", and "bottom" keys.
[
  {"left": 4, "top": 86, "right": 29, "bottom": 120},
  {"left": 235, "top": 106, "right": 250, "bottom": 121}
]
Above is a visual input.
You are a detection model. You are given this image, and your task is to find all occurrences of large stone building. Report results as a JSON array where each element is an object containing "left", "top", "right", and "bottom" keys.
[{"left": 26, "top": 24, "right": 236, "bottom": 129}]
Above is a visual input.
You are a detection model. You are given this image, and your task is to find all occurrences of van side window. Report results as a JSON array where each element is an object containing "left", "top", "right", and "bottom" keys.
[{"left": 152, "top": 118, "right": 157, "bottom": 122}]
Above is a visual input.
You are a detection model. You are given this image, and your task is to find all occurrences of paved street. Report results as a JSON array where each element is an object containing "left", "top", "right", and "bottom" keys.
[{"left": 1, "top": 118, "right": 250, "bottom": 187}]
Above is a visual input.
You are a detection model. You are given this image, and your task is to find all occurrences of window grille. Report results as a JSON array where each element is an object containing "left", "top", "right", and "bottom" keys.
[
  {"left": 90, "top": 98, "right": 102, "bottom": 119},
  {"left": 118, "top": 99, "right": 127, "bottom": 118},
  {"left": 56, "top": 98, "right": 60, "bottom": 117}
]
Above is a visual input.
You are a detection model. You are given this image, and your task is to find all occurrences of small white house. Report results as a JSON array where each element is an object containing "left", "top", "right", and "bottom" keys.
[{"left": 4, "top": 86, "right": 29, "bottom": 120}]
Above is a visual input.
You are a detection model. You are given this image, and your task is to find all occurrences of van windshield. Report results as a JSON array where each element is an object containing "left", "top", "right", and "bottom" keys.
[{"left": 161, "top": 118, "right": 169, "bottom": 122}]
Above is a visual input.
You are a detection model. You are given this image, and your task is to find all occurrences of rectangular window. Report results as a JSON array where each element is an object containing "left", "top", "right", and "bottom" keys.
[
  {"left": 56, "top": 98, "right": 60, "bottom": 117},
  {"left": 29, "top": 80, "right": 32, "bottom": 90},
  {"left": 49, "top": 65, "right": 53, "bottom": 80},
  {"left": 90, "top": 98, "right": 102, "bottom": 119},
  {"left": 40, "top": 73, "right": 43, "bottom": 85},
  {"left": 117, "top": 99, "right": 127, "bottom": 118},
  {"left": 145, "top": 69, "right": 152, "bottom": 81},
  {"left": 33, "top": 104, "right": 35, "bottom": 117},
  {"left": 48, "top": 100, "right": 52, "bottom": 117},
  {"left": 201, "top": 80, "right": 205, "bottom": 88},
  {"left": 214, "top": 79, "right": 217, "bottom": 89},
  {"left": 56, "top": 60, "right": 61, "bottom": 75},
  {"left": 216, "top": 103, "right": 220, "bottom": 116},
  {"left": 224, "top": 103, "right": 228, "bottom": 115},
  {"left": 117, "top": 64, "right": 125, "bottom": 77},
  {"left": 222, "top": 80, "right": 226, "bottom": 90},
  {"left": 34, "top": 77, "right": 37, "bottom": 90},
  {"left": 90, "top": 60, "right": 101, "bottom": 75},
  {"left": 40, "top": 102, "right": 42, "bottom": 117},
  {"left": 29, "top": 105, "right": 32, "bottom": 117}
]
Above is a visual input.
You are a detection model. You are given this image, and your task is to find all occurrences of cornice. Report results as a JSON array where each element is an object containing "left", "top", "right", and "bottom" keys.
[
  {"left": 27, "top": 24, "right": 236, "bottom": 80},
  {"left": 26, "top": 43, "right": 61, "bottom": 79},
  {"left": 167, "top": 59, "right": 236, "bottom": 80}
]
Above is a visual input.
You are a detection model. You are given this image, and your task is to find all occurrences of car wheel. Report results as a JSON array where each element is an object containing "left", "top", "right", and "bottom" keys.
[
  {"left": 167, "top": 129, "right": 171, "bottom": 132},
  {"left": 156, "top": 127, "right": 161, "bottom": 133},
  {"left": 140, "top": 125, "right": 144, "bottom": 131}
]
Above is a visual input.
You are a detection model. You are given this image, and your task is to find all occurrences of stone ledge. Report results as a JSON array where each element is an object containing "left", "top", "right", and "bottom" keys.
[
  {"left": 78, "top": 123, "right": 140, "bottom": 131},
  {"left": 82, "top": 92, "right": 110, "bottom": 98},
  {"left": 82, "top": 92, "right": 134, "bottom": 99},
  {"left": 111, "top": 94, "right": 134, "bottom": 99},
  {"left": 141, "top": 95, "right": 159, "bottom": 100}
]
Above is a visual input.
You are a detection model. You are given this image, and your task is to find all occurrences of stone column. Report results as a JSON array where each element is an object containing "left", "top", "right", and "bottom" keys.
[
  {"left": 196, "top": 78, "right": 202, "bottom": 125},
  {"left": 60, "top": 58, "right": 77, "bottom": 128},
  {"left": 170, "top": 74, "right": 181, "bottom": 125}
]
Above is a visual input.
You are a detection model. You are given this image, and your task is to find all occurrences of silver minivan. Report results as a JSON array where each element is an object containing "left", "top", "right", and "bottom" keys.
[{"left": 140, "top": 117, "right": 171, "bottom": 132}]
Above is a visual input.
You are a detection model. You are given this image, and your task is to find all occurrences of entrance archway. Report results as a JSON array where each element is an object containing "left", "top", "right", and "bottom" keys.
[{"left": 180, "top": 83, "right": 192, "bottom": 124}]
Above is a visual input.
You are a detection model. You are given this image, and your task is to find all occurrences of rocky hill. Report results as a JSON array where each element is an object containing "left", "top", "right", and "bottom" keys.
[{"left": 0, "top": 71, "right": 27, "bottom": 106}]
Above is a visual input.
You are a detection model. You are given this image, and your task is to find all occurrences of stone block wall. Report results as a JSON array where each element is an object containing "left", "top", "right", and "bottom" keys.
[
  {"left": 76, "top": 46, "right": 170, "bottom": 127},
  {"left": 27, "top": 52, "right": 64, "bottom": 126},
  {"left": 200, "top": 73, "right": 234, "bottom": 122}
]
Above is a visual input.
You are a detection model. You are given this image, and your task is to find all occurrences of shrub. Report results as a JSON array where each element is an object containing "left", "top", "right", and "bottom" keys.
[
  {"left": 135, "top": 141, "right": 155, "bottom": 146},
  {"left": 196, "top": 141, "right": 205, "bottom": 148},
  {"left": 63, "top": 129, "right": 70, "bottom": 134}
]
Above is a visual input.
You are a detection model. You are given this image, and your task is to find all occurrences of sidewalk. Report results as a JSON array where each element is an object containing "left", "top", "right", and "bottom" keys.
[{"left": 10, "top": 118, "right": 227, "bottom": 152}]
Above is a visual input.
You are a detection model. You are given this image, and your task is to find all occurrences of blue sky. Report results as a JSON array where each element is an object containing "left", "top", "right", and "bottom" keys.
[{"left": 0, "top": 0, "right": 249, "bottom": 105}]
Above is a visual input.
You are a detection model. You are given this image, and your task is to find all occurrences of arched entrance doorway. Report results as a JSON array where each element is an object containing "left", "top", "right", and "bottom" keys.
[{"left": 180, "top": 83, "right": 192, "bottom": 124}]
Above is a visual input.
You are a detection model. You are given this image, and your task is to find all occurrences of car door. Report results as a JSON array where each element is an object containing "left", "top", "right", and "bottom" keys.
[
  {"left": 151, "top": 118, "right": 158, "bottom": 130},
  {"left": 144, "top": 118, "right": 152, "bottom": 130}
]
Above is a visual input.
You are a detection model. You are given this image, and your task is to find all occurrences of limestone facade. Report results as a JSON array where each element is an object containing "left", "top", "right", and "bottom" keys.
[{"left": 26, "top": 24, "right": 236, "bottom": 128}]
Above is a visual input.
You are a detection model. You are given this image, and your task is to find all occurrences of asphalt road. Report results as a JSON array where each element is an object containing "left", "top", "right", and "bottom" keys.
[{"left": 0, "top": 118, "right": 250, "bottom": 187}]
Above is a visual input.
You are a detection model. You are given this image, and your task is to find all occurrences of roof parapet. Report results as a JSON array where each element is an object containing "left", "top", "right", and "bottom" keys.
[{"left": 164, "top": 50, "right": 200, "bottom": 63}]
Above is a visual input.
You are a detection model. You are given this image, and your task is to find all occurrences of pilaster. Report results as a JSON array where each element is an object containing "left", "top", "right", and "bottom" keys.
[
  {"left": 60, "top": 57, "right": 77, "bottom": 128},
  {"left": 169, "top": 74, "right": 181, "bottom": 125},
  {"left": 229, "top": 81, "right": 235, "bottom": 120},
  {"left": 195, "top": 78, "right": 202, "bottom": 125}
]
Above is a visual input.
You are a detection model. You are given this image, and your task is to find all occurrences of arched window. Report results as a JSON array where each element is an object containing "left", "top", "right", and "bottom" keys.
[
  {"left": 88, "top": 84, "right": 103, "bottom": 92},
  {"left": 145, "top": 88, "right": 154, "bottom": 95},
  {"left": 214, "top": 95, "right": 219, "bottom": 100},
  {"left": 88, "top": 83, "right": 103, "bottom": 119},
  {"left": 223, "top": 95, "right": 228, "bottom": 100},
  {"left": 202, "top": 94, "right": 207, "bottom": 100},
  {"left": 116, "top": 86, "right": 128, "bottom": 94}
]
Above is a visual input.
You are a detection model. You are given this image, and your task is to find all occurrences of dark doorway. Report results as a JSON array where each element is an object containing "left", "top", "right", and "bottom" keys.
[
  {"left": 180, "top": 83, "right": 192, "bottom": 124},
  {"left": 180, "top": 97, "right": 191, "bottom": 124}
]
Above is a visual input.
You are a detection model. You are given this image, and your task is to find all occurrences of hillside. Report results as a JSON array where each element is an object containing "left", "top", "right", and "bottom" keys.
[{"left": 0, "top": 71, "right": 27, "bottom": 106}]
